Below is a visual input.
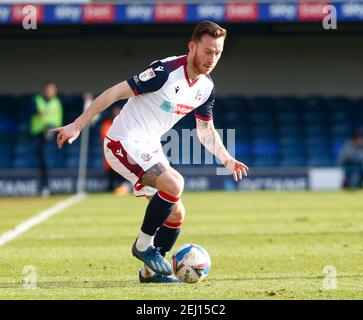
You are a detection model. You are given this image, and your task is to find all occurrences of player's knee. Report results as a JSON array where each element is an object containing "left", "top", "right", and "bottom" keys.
[
  {"left": 167, "top": 202, "right": 185, "bottom": 223},
  {"left": 157, "top": 171, "right": 184, "bottom": 198}
]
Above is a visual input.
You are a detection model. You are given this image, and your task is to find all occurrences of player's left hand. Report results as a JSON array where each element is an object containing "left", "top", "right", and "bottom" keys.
[{"left": 224, "top": 158, "right": 249, "bottom": 182}]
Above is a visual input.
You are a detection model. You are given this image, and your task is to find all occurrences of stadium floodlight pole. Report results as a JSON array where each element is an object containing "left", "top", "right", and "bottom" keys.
[
  {"left": 76, "top": 100, "right": 91, "bottom": 195},
  {"left": 76, "top": 95, "right": 99, "bottom": 195}
]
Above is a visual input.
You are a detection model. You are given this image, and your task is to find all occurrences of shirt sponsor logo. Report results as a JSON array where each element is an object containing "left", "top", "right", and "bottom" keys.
[
  {"left": 226, "top": 3, "right": 258, "bottom": 21},
  {"left": 125, "top": 5, "right": 153, "bottom": 21},
  {"left": 139, "top": 68, "right": 156, "bottom": 82},
  {"left": 268, "top": 3, "right": 296, "bottom": 20},
  {"left": 0, "top": 6, "right": 11, "bottom": 23},
  {"left": 160, "top": 100, "right": 194, "bottom": 115},
  {"left": 83, "top": 4, "right": 115, "bottom": 23},
  {"left": 195, "top": 89, "right": 202, "bottom": 101},
  {"left": 154, "top": 4, "right": 186, "bottom": 22},
  {"left": 54, "top": 5, "right": 82, "bottom": 22},
  {"left": 196, "top": 4, "right": 224, "bottom": 20},
  {"left": 341, "top": 3, "right": 363, "bottom": 19}
]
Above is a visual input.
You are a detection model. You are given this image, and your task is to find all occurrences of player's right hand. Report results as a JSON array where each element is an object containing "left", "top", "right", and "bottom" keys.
[{"left": 50, "top": 122, "right": 81, "bottom": 149}]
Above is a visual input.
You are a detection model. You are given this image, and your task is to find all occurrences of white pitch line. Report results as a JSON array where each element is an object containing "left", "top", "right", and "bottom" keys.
[{"left": 0, "top": 193, "right": 86, "bottom": 247}]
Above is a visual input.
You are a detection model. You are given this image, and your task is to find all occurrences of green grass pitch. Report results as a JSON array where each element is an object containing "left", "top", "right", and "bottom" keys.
[{"left": 0, "top": 191, "right": 362, "bottom": 300}]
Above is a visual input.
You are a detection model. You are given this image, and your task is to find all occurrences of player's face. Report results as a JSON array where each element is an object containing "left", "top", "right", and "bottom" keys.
[{"left": 190, "top": 35, "right": 224, "bottom": 75}]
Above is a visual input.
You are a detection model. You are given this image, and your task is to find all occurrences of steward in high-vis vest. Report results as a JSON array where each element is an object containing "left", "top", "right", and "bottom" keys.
[
  {"left": 31, "top": 94, "right": 63, "bottom": 136},
  {"left": 31, "top": 82, "right": 63, "bottom": 197}
]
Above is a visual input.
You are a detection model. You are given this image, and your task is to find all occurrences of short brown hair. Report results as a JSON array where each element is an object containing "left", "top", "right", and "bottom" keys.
[{"left": 191, "top": 20, "right": 227, "bottom": 41}]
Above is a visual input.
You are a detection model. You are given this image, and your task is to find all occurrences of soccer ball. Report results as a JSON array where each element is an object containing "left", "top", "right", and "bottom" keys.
[{"left": 172, "top": 244, "right": 211, "bottom": 283}]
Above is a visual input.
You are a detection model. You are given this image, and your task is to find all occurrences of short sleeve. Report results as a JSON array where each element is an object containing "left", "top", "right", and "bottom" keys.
[
  {"left": 127, "top": 60, "right": 169, "bottom": 96},
  {"left": 194, "top": 87, "right": 214, "bottom": 121}
]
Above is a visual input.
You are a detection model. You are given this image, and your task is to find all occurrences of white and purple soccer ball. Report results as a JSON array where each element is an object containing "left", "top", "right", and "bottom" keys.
[{"left": 172, "top": 244, "right": 211, "bottom": 283}]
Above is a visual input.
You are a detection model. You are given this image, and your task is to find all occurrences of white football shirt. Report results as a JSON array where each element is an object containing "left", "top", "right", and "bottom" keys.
[{"left": 107, "top": 55, "right": 215, "bottom": 144}]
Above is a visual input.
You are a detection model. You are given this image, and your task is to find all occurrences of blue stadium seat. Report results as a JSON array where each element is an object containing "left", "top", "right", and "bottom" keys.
[
  {"left": 279, "top": 156, "right": 305, "bottom": 167},
  {"left": 330, "top": 124, "right": 351, "bottom": 137},
  {"left": 330, "top": 111, "right": 352, "bottom": 125},
  {"left": 303, "top": 96, "right": 328, "bottom": 112},
  {"left": 251, "top": 142, "right": 279, "bottom": 155},
  {"left": 89, "top": 157, "right": 103, "bottom": 169},
  {"left": 303, "top": 112, "right": 327, "bottom": 125},
  {"left": 13, "top": 157, "right": 37, "bottom": 169},
  {"left": 278, "top": 136, "right": 304, "bottom": 147},
  {"left": 328, "top": 97, "right": 354, "bottom": 111},
  {"left": 306, "top": 156, "right": 332, "bottom": 167},
  {"left": 65, "top": 157, "right": 79, "bottom": 169},
  {"left": 305, "top": 124, "right": 328, "bottom": 137},
  {"left": 47, "top": 156, "right": 64, "bottom": 169},
  {"left": 249, "top": 112, "right": 274, "bottom": 125},
  {"left": 249, "top": 96, "right": 276, "bottom": 113},
  {"left": 305, "top": 136, "right": 330, "bottom": 146},
  {"left": 275, "top": 96, "right": 302, "bottom": 112},
  {"left": 280, "top": 146, "right": 304, "bottom": 157},
  {"left": 251, "top": 125, "right": 276, "bottom": 139},
  {"left": 277, "top": 125, "right": 302, "bottom": 137},
  {"left": 276, "top": 112, "right": 300, "bottom": 124},
  {"left": 0, "top": 157, "right": 12, "bottom": 168},
  {"left": 252, "top": 156, "right": 278, "bottom": 167}
]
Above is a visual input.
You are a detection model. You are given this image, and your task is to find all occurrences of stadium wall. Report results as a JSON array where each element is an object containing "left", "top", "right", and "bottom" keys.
[{"left": 0, "top": 34, "right": 362, "bottom": 96}]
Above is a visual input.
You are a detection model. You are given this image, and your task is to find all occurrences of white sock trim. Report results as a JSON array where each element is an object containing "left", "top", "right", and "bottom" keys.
[{"left": 136, "top": 231, "right": 154, "bottom": 252}]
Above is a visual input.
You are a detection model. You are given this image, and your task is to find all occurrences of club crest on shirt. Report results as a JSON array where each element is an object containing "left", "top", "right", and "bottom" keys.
[
  {"left": 195, "top": 89, "right": 202, "bottom": 101},
  {"left": 139, "top": 68, "right": 156, "bottom": 82},
  {"left": 141, "top": 153, "right": 152, "bottom": 162}
]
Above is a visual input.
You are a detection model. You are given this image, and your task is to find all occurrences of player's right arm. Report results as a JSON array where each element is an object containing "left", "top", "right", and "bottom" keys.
[{"left": 51, "top": 81, "right": 134, "bottom": 149}]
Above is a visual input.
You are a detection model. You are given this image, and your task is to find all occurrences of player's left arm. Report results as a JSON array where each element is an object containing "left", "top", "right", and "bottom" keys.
[{"left": 196, "top": 118, "right": 249, "bottom": 182}]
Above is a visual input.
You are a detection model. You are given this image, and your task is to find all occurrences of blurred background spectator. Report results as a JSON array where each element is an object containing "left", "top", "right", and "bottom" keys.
[
  {"left": 338, "top": 129, "right": 363, "bottom": 189},
  {"left": 30, "top": 82, "right": 63, "bottom": 197},
  {"left": 100, "top": 106, "right": 130, "bottom": 195}
]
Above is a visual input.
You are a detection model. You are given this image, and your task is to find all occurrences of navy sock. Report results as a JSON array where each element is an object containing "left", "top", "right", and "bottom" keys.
[
  {"left": 141, "top": 191, "right": 179, "bottom": 236},
  {"left": 154, "top": 224, "right": 181, "bottom": 257}
]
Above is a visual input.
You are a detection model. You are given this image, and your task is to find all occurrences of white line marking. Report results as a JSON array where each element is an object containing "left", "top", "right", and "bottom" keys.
[{"left": 0, "top": 193, "right": 86, "bottom": 247}]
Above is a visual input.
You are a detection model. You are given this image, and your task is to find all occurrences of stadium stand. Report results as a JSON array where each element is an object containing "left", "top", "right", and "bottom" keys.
[{"left": 0, "top": 94, "right": 362, "bottom": 169}]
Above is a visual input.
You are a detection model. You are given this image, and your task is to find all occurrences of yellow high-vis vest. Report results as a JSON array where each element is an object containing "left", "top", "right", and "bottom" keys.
[{"left": 31, "top": 95, "right": 63, "bottom": 135}]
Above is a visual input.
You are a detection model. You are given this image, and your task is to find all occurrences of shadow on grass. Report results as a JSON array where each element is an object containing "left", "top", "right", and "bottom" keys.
[
  {"left": 216, "top": 274, "right": 363, "bottom": 282},
  {"left": 1, "top": 274, "right": 362, "bottom": 289},
  {"left": 0, "top": 280, "right": 137, "bottom": 289}
]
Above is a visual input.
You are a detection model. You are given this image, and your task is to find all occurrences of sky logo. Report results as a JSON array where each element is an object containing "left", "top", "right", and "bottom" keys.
[
  {"left": 269, "top": 3, "right": 296, "bottom": 20},
  {"left": 341, "top": 3, "right": 363, "bottom": 19},
  {"left": 196, "top": 4, "right": 225, "bottom": 21},
  {"left": 54, "top": 5, "right": 82, "bottom": 22},
  {"left": 125, "top": 5, "right": 153, "bottom": 22},
  {"left": 0, "top": 5, "right": 11, "bottom": 23}
]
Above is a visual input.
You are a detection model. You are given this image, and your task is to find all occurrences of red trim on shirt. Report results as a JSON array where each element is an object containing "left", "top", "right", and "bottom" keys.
[
  {"left": 132, "top": 88, "right": 140, "bottom": 96},
  {"left": 183, "top": 63, "right": 200, "bottom": 88}
]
